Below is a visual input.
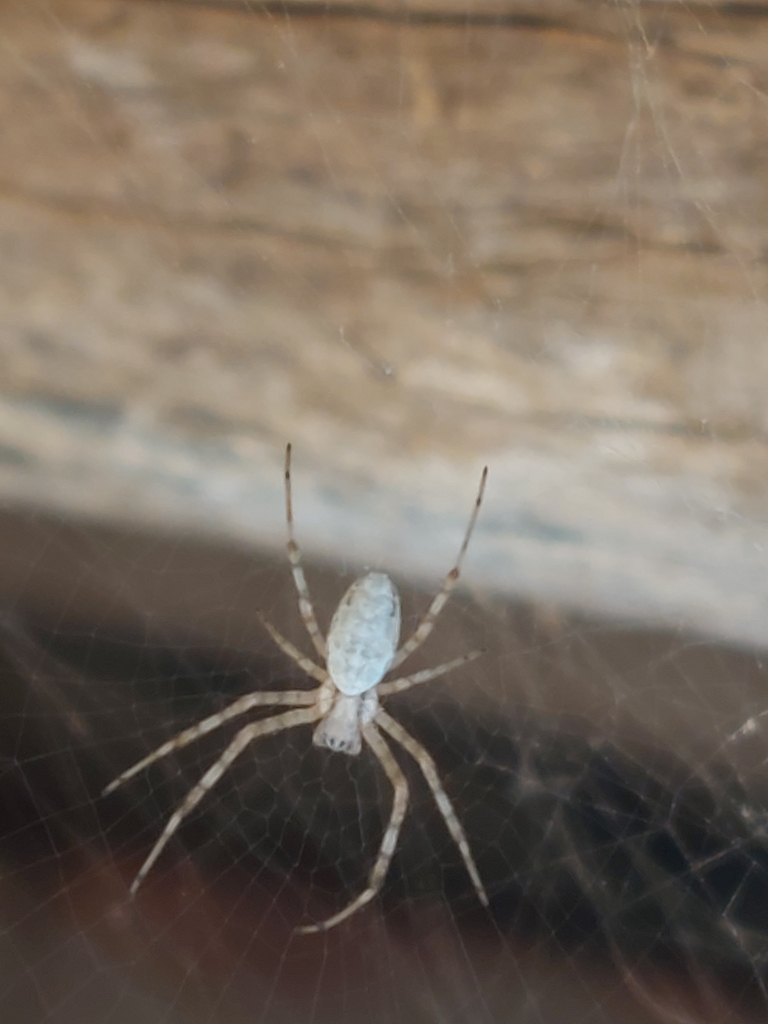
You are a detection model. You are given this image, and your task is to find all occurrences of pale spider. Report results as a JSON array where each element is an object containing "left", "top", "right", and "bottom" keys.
[{"left": 104, "top": 445, "right": 489, "bottom": 933}]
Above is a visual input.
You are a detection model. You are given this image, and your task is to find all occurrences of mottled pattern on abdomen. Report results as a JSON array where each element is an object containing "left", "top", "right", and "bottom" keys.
[{"left": 327, "top": 572, "right": 401, "bottom": 695}]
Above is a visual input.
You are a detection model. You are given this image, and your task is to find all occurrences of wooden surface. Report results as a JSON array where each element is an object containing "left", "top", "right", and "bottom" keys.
[{"left": 1, "top": 0, "right": 768, "bottom": 646}]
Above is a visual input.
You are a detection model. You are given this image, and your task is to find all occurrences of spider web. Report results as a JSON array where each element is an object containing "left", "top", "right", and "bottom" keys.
[
  {"left": 1, "top": 516, "right": 768, "bottom": 1024},
  {"left": 1, "top": 1, "right": 768, "bottom": 1023}
]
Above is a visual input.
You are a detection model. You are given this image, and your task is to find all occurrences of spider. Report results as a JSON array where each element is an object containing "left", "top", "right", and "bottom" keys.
[{"left": 103, "top": 444, "right": 489, "bottom": 933}]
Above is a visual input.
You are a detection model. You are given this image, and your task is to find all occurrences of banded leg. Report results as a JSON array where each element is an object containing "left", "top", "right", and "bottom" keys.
[
  {"left": 378, "top": 650, "right": 483, "bottom": 698},
  {"left": 103, "top": 687, "right": 318, "bottom": 796},
  {"left": 127, "top": 705, "right": 323, "bottom": 895},
  {"left": 296, "top": 722, "right": 409, "bottom": 933},
  {"left": 388, "top": 466, "right": 487, "bottom": 672},
  {"left": 284, "top": 443, "right": 327, "bottom": 659},
  {"left": 376, "top": 709, "right": 488, "bottom": 906},
  {"left": 257, "top": 612, "right": 328, "bottom": 684}
]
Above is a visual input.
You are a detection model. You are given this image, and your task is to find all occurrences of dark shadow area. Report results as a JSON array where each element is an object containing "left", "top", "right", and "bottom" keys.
[{"left": 1, "top": 510, "right": 768, "bottom": 1023}]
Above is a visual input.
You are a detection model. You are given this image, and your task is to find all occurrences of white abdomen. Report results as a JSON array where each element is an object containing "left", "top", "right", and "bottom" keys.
[{"left": 326, "top": 572, "right": 401, "bottom": 696}]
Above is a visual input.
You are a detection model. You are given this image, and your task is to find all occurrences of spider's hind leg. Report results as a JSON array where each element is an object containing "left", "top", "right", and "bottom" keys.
[
  {"left": 388, "top": 466, "right": 487, "bottom": 673},
  {"left": 284, "top": 443, "right": 327, "bottom": 660},
  {"left": 257, "top": 612, "right": 328, "bottom": 685}
]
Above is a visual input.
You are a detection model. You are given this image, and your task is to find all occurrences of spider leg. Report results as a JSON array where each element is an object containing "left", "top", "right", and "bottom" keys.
[
  {"left": 284, "top": 443, "right": 327, "bottom": 660},
  {"left": 296, "top": 722, "right": 409, "bottom": 934},
  {"left": 388, "top": 466, "right": 487, "bottom": 672},
  {"left": 102, "top": 688, "right": 318, "bottom": 797},
  {"left": 257, "top": 612, "right": 328, "bottom": 684},
  {"left": 127, "top": 705, "right": 323, "bottom": 896},
  {"left": 378, "top": 650, "right": 483, "bottom": 698},
  {"left": 376, "top": 709, "right": 488, "bottom": 907}
]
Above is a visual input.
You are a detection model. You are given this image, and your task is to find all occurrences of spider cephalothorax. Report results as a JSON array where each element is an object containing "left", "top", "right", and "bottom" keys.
[{"left": 104, "top": 445, "right": 489, "bottom": 933}]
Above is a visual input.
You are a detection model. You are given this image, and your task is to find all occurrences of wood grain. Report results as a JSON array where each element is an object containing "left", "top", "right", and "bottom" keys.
[{"left": 1, "top": 0, "right": 768, "bottom": 645}]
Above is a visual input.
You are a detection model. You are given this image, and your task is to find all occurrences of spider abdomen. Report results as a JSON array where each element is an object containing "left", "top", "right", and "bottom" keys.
[{"left": 327, "top": 572, "right": 401, "bottom": 696}]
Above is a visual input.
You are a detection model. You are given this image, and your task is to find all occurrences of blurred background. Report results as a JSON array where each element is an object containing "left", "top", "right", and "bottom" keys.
[{"left": 1, "top": 1, "right": 768, "bottom": 1021}]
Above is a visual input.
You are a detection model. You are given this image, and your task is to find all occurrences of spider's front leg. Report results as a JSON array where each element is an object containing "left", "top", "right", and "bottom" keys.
[
  {"left": 296, "top": 720, "right": 409, "bottom": 934},
  {"left": 103, "top": 687, "right": 319, "bottom": 797},
  {"left": 376, "top": 709, "right": 488, "bottom": 908},
  {"left": 124, "top": 704, "right": 324, "bottom": 896}
]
